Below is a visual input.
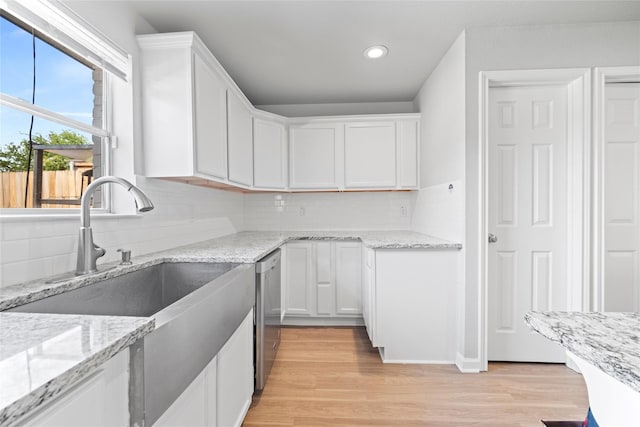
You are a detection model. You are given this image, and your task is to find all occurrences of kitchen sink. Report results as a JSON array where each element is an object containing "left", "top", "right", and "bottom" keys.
[
  {"left": 8, "top": 261, "right": 256, "bottom": 426},
  {"left": 10, "top": 262, "right": 239, "bottom": 319}
]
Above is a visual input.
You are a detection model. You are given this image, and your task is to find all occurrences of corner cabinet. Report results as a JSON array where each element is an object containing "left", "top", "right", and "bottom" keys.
[
  {"left": 138, "top": 32, "right": 228, "bottom": 181},
  {"left": 289, "top": 115, "right": 420, "bottom": 191},
  {"left": 227, "top": 90, "right": 254, "bottom": 187},
  {"left": 289, "top": 123, "right": 343, "bottom": 189},
  {"left": 138, "top": 31, "right": 420, "bottom": 193},
  {"left": 253, "top": 118, "right": 288, "bottom": 190},
  {"left": 283, "top": 241, "right": 362, "bottom": 325}
]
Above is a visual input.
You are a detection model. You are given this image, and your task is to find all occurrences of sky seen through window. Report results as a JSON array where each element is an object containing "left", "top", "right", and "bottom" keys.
[{"left": 0, "top": 16, "right": 94, "bottom": 148}]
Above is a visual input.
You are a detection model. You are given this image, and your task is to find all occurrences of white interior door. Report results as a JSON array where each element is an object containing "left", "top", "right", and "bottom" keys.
[
  {"left": 603, "top": 83, "right": 640, "bottom": 311},
  {"left": 488, "top": 85, "right": 568, "bottom": 362}
]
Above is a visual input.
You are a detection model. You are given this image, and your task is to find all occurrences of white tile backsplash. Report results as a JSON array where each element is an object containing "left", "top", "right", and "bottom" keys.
[
  {"left": 2, "top": 179, "right": 416, "bottom": 288},
  {"left": 1, "top": 178, "right": 243, "bottom": 288},
  {"left": 244, "top": 191, "right": 414, "bottom": 231}
]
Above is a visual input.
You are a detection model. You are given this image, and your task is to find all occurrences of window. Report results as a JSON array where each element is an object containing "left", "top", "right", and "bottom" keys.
[{"left": 0, "top": 0, "right": 130, "bottom": 211}]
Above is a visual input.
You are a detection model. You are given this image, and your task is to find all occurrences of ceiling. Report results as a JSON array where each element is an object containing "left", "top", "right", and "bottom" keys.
[{"left": 127, "top": 1, "right": 640, "bottom": 106}]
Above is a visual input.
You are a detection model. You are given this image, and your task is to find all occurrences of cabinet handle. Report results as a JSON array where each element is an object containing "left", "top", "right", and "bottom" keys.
[{"left": 488, "top": 234, "right": 498, "bottom": 243}]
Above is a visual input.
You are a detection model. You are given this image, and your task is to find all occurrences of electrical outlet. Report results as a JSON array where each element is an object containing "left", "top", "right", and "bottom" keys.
[
  {"left": 299, "top": 207, "right": 306, "bottom": 216},
  {"left": 400, "top": 206, "right": 408, "bottom": 217}
]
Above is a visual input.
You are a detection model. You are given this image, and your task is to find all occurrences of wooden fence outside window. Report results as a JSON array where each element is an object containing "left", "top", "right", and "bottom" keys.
[{"left": 0, "top": 169, "right": 92, "bottom": 208}]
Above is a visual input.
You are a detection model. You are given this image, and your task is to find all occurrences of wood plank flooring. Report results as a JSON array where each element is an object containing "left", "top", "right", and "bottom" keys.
[{"left": 243, "top": 327, "right": 589, "bottom": 427}]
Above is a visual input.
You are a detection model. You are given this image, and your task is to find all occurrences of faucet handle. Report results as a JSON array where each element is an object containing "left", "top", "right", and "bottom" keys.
[{"left": 117, "top": 248, "right": 132, "bottom": 265}]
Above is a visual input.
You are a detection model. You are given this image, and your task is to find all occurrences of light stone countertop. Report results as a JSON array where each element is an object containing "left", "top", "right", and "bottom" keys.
[
  {"left": 0, "top": 230, "right": 461, "bottom": 311},
  {"left": 525, "top": 311, "right": 640, "bottom": 393},
  {"left": 0, "top": 313, "right": 154, "bottom": 426},
  {"left": 0, "top": 229, "right": 460, "bottom": 423}
]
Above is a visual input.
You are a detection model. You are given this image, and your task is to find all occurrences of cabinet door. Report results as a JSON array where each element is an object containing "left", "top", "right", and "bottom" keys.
[
  {"left": 153, "top": 363, "right": 208, "bottom": 427},
  {"left": 284, "top": 242, "right": 314, "bottom": 316},
  {"left": 217, "top": 310, "right": 253, "bottom": 427},
  {"left": 344, "top": 122, "right": 396, "bottom": 188},
  {"left": 153, "top": 354, "right": 217, "bottom": 427},
  {"left": 398, "top": 120, "right": 419, "bottom": 189},
  {"left": 289, "top": 124, "right": 342, "bottom": 189},
  {"left": 362, "top": 247, "right": 377, "bottom": 345},
  {"left": 335, "top": 242, "right": 363, "bottom": 315},
  {"left": 227, "top": 90, "right": 254, "bottom": 186},
  {"left": 20, "top": 350, "right": 129, "bottom": 427},
  {"left": 194, "top": 53, "right": 227, "bottom": 180},
  {"left": 254, "top": 119, "right": 287, "bottom": 189},
  {"left": 315, "top": 242, "right": 333, "bottom": 315}
]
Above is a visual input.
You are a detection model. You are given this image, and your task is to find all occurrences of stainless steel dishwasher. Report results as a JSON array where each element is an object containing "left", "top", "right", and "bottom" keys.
[{"left": 255, "top": 248, "right": 281, "bottom": 391}]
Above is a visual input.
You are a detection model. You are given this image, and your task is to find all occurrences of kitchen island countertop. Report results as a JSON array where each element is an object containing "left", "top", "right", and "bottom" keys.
[{"left": 525, "top": 311, "right": 640, "bottom": 393}]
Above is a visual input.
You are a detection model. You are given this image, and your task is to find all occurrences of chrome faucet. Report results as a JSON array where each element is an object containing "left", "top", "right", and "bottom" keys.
[{"left": 76, "top": 176, "right": 154, "bottom": 275}]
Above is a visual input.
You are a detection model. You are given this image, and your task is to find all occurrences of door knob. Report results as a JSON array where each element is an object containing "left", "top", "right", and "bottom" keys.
[{"left": 488, "top": 234, "right": 498, "bottom": 243}]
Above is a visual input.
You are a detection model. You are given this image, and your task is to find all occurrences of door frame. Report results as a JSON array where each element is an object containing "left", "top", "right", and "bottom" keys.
[
  {"left": 592, "top": 66, "right": 640, "bottom": 311},
  {"left": 478, "top": 68, "right": 591, "bottom": 370}
]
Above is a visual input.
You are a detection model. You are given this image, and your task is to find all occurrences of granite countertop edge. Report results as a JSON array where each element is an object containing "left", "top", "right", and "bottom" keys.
[
  {"left": 524, "top": 311, "right": 640, "bottom": 394},
  {"left": 0, "top": 316, "right": 155, "bottom": 426},
  {"left": 0, "top": 230, "right": 461, "bottom": 311}
]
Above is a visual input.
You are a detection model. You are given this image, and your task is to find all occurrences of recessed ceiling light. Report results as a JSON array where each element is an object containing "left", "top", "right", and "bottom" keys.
[{"left": 364, "top": 45, "right": 388, "bottom": 59}]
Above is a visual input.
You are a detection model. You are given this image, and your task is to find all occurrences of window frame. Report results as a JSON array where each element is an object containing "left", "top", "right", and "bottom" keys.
[{"left": 0, "top": 0, "right": 130, "bottom": 216}]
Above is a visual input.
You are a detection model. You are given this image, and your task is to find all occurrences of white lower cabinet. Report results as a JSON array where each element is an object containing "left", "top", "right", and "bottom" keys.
[
  {"left": 363, "top": 249, "right": 459, "bottom": 363},
  {"left": 216, "top": 309, "right": 254, "bottom": 427},
  {"left": 19, "top": 349, "right": 129, "bottom": 427},
  {"left": 283, "top": 242, "right": 314, "bottom": 316},
  {"left": 154, "top": 355, "right": 216, "bottom": 427},
  {"left": 335, "top": 242, "right": 363, "bottom": 315},
  {"left": 154, "top": 309, "right": 254, "bottom": 427},
  {"left": 362, "top": 247, "right": 377, "bottom": 345},
  {"left": 283, "top": 241, "right": 362, "bottom": 325}
]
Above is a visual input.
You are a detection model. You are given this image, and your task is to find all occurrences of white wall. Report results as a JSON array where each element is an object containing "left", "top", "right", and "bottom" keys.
[
  {"left": 256, "top": 101, "right": 416, "bottom": 117},
  {"left": 0, "top": 2, "right": 245, "bottom": 288},
  {"left": 461, "top": 21, "right": 640, "bottom": 368},
  {"left": 411, "top": 32, "right": 466, "bottom": 365},
  {"left": 244, "top": 191, "right": 413, "bottom": 231},
  {"left": 411, "top": 32, "right": 465, "bottom": 241}
]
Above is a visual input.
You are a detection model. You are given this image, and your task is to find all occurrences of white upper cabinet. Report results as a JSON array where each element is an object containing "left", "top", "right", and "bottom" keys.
[
  {"left": 227, "top": 90, "right": 254, "bottom": 186},
  {"left": 397, "top": 120, "right": 419, "bottom": 189},
  {"left": 194, "top": 54, "right": 228, "bottom": 180},
  {"left": 289, "top": 116, "right": 419, "bottom": 191},
  {"left": 139, "top": 31, "right": 420, "bottom": 193},
  {"left": 138, "top": 32, "right": 228, "bottom": 180},
  {"left": 344, "top": 122, "right": 397, "bottom": 188},
  {"left": 289, "top": 123, "right": 343, "bottom": 189},
  {"left": 253, "top": 118, "right": 287, "bottom": 189}
]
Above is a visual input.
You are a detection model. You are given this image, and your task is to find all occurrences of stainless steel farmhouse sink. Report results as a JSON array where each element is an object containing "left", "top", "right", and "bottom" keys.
[{"left": 9, "top": 261, "right": 256, "bottom": 426}]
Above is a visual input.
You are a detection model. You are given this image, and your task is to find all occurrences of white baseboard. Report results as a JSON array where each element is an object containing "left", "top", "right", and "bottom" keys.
[
  {"left": 282, "top": 316, "right": 364, "bottom": 327},
  {"left": 378, "top": 347, "right": 455, "bottom": 364},
  {"left": 455, "top": 352, "right": 481, "bottom": 373},
  {"left": 233, "top": 397, "right": 252, "bottom": 427},
  {"left": 381, "top": 358, "right": 454, "bottom": 365}
]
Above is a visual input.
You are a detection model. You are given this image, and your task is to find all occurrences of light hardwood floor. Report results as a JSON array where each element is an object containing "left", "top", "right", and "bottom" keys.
[{"left": 243, "top": 327, "right": 588, "bottom": 427}]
